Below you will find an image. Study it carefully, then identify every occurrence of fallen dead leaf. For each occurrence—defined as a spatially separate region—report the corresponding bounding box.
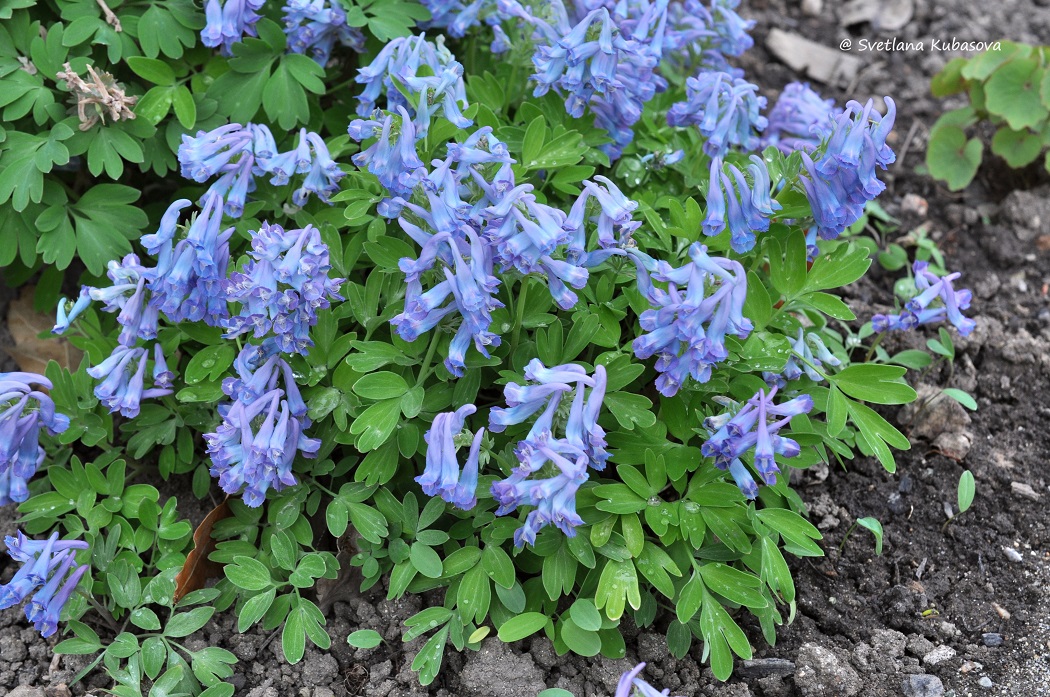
[173,497,233,604]
[5,286,83,375]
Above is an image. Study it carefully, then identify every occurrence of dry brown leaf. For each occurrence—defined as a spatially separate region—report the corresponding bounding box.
[173,497,233,604]
[6,287,82,374]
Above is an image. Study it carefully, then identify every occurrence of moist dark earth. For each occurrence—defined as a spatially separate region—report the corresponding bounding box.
[3,1,1050,696]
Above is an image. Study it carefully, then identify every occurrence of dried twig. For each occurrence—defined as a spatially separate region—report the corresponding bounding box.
[95,0,122,31]
[55,62,136,130]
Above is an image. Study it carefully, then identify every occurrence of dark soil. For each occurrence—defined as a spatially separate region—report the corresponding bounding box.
[4,1,1050,696]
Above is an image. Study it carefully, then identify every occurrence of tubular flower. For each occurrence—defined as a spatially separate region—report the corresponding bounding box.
[660,0,753,72]
[417,404,485,510]
[51,287,92,335]
[88,346,173,419]
[223,222,345,355]
[764,328,842,387]
[349,107,425,196]
[872,261,975,336]
[631,243,753,396]
[615,662,685,697]
[283,0,365,65]
[488,361,609,547]
[0,374,70,505]
[800,97,896,240]
[762,82,836,153]
[0,531,90,637]
[88,254,159,346]
[702,155,782,254]
[390,229,504,377]
[206,341,320,507]
[565,175,641,263]
[201,0,265,54]
[667,71,767,156]
[701,387,813,498]
[419,0,502,38]
[353,34,471,135]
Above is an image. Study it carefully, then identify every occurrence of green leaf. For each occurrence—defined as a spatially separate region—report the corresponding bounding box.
[560,617,602,657]
[522,116,548,168]
[238,589,276,632]
[855,517,884,555]
[127,56,175,85]
[457,564,491,625]
[135,85,175,125]
[172,85,197,129]
[568,598,602,632]
[594,559,640,621]
[846,399,911,472]
[926,124,983,191]
[754,508,823,556]
[411,625,448,686]
[676,572,704,624]
[347,629,383,649]
[165,607,215,638]
[353,372,410,400]
[698,563,767,608]
[347,502,388,544]
[990,126,1043,167]
[957,471,976,514]
[942,387,977,411]
[410,541,444,579]
[496,612,549,642]
[603,392,656,430]
[225,556,273,591]
[482,545,516,589]
[282,603,307,664]
[985,58,1048,130]
[350,398,401,451]
[830,364,917,405]
[699,587,752,680]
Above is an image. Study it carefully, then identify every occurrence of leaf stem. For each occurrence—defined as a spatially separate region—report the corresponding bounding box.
[414,330,442,387]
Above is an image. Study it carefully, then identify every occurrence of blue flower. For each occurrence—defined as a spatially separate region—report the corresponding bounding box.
[223,222,345,355]
[667,71,767,156]
[632,244,753,396]
[762,82,836,153]
[88,346,173,418]
[662,0,752,71]
[615,662,685,697]
[764,328,841,385]
[51,286,92,335]
[488,361,609,546]
[179,123,255,183]
[0,531,89,637]
[872,261,975,336]
[701,388,812,498]
[349,107,425,197]
[417,404,485,510]
[702,156,782,253]
[0,374,70,506]
[206,344,320,507]
[88,254,159,346]
[201,0,265,55]
[284,0,365,65]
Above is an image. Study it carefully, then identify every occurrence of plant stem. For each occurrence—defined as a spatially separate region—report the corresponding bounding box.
[414,330,442,387]
[864,332,886,363]
[511,278,529,354]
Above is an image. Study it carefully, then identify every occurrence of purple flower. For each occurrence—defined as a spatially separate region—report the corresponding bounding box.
[349,107,425,197]
[51,286,92,335]
[0,374,70,506]
[417,405,485,510]
[88,254,159,347]
[201,0,265,55]
[223,222,345,355]
[762,82,836,153]
[0,531,89,637]
[662,0,752,70]
[206,342,320,507]
[88,346,173,418]
[284,0,365,65]
[489,361,609,546]
[872,261,975,336]
[702,156,782,253]
[615,662,684,697]
[701,387,812,498]
[667,71,767,156]
[179,123,255,184]
[631,244,753,396]
[764,328,841,386]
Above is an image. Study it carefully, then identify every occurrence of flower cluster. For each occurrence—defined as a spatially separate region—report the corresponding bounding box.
[667,71,767,156]
[702,155,782,253]
[416,404,485,510]
[762,82,836,154]
[284,0,365,64]
[0,373,70,505]
[872,261,975,336]
[800,97,897,240]
[764,329,841,387]
[420,0,503,39]
[616,663,683,697]
[202,0,265,55]
[500,0,669,157]
[223,222,345,355]
[702,388,812,498]
[631,244,753,396]
[179,123,345,213]
[206,340,321,506]
[0,532,89,637]
[353,34,471,136]
[488,360,609,547]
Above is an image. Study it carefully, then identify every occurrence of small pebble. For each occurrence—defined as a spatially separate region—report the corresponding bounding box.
[923,645,956,665]
[1004,547,1023,563]
[902,674,944,697]
[978,676,994,689]
[899,475,913,494]
[982,633,1003,647]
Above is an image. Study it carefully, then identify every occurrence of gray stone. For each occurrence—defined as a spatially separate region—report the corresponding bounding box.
[6,688,47,697]
[902,674,944,697]
[979,676,994,689]
[458,639,547,697]
[794,644,862,697]
[738,658,796,679]
[982,633,1004,647]
[922,645,956,665]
